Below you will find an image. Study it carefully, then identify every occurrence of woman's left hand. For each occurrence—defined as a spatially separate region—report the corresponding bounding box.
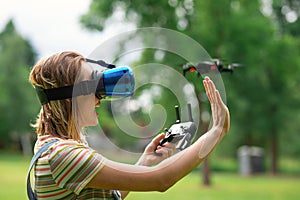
[137,133,177,166]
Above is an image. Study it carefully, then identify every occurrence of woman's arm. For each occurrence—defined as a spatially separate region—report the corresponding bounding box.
[119,133,178,198]
[87,76,230,193]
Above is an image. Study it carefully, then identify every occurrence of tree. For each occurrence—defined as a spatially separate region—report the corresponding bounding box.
[80,0,300,177]
[0,19,38,150]
[188,0,300,175]
[272,0,300,36]
[80,0,188,31]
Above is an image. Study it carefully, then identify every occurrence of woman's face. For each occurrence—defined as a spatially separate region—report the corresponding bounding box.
[75,62,100,128]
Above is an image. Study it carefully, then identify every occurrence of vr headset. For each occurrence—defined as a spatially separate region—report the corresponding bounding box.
[35,58,135,105]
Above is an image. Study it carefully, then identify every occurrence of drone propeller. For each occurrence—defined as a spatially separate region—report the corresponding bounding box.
[212,58,223,65]
[228,63,243,70]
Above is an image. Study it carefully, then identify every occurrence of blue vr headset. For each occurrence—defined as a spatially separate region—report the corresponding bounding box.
[35,58,135,105]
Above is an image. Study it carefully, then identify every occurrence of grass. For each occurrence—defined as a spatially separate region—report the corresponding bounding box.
[0,152,30,199]
[127,173,300,200]
[0,151,299,200]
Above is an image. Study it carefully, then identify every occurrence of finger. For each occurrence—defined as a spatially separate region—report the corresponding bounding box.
[210,79,218,95]
[210,79,220,105]
[203,79,209,99]
[147,133,165,151]
[215,89,224,106]
[203,77,212,102]
[207,79,216,103]
[215,90,230,130]
[156,145,162,150]
[164,142,177,148]
[152,133,166,145]
[155,147,173,158]
[207,77,217,104]
[155,148,169,159]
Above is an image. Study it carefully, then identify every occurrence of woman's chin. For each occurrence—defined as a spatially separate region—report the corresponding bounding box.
[79,118,99,128]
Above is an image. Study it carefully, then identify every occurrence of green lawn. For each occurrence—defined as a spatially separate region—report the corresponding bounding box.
[0,152,30,199]
[0,152,299,200]
[127,173,300,200]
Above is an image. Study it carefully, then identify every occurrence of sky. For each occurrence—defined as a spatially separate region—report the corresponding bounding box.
[0,0,134,60]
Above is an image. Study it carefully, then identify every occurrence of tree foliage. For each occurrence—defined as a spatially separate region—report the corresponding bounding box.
[0,19,38,148]
[80,0,300,171]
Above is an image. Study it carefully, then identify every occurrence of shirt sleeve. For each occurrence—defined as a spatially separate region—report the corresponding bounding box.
[48,141,105,195]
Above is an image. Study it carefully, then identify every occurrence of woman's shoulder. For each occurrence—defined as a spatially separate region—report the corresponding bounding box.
[34,135,89,154]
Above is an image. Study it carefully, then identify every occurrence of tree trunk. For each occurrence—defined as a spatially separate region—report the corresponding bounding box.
[202,158,210,185]
[20,133,33,156]
[270,130,278,175]
[198,94,211,186]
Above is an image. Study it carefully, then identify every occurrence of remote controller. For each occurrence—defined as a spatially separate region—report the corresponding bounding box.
[156,104,197,152]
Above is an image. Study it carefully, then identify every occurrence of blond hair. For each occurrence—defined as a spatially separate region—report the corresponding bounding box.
[29,51,85,141]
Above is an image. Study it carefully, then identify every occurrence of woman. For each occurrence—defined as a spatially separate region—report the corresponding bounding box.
[29,51,230,199]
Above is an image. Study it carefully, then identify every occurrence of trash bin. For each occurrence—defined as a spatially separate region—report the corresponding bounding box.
[238,145,264,175]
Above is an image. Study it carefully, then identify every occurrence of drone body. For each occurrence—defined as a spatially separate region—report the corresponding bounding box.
[183,59,242,76]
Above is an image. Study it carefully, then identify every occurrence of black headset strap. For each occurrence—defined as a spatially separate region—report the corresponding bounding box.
[85,58,116,69]
[36,78,104,105]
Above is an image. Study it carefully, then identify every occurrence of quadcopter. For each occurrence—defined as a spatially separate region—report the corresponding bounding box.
[183,58,242,76]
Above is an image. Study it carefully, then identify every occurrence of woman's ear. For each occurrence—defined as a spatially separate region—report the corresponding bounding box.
[64,99,72,109]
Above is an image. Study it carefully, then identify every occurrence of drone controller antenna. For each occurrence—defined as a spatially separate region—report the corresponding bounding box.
[187,103,193,122]
[175,105,181,124]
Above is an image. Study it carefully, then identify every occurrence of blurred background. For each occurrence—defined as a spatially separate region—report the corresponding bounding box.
[0,0,300,199]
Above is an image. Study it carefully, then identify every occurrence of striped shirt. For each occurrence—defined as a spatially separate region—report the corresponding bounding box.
[34,135,115,199]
